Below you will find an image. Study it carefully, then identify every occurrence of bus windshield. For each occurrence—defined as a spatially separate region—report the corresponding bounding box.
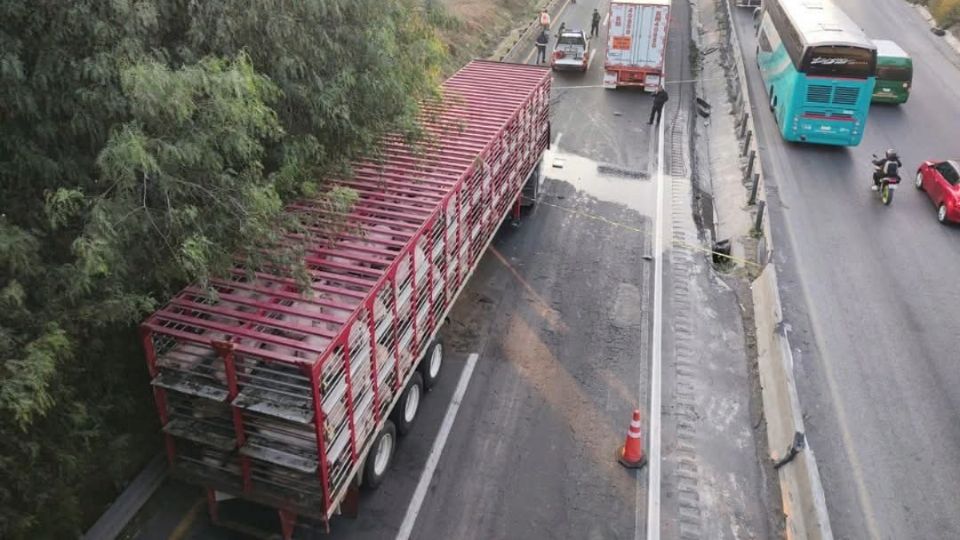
[801,46,876,78]
[876,64,912,81]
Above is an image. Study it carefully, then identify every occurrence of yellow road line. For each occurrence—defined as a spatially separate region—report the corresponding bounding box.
[167,499,204,540]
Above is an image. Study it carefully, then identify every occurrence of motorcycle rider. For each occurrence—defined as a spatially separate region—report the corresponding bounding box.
[872,148,902,190]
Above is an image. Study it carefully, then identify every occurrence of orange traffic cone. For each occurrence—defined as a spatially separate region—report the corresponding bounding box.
[618,409,647,469]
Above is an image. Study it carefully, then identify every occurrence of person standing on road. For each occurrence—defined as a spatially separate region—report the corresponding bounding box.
[540,9,551,31]
[648,85,669,125]
[591,9,602,38]
[555,21,567,39]
[535,30,549,64]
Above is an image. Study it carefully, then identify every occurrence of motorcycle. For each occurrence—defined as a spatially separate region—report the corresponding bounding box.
[871,154,901,206]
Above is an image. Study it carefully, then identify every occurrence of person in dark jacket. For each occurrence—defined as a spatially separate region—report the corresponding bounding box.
[648,85,669,125]
[555,21,566,39]
[591,9,602,38]
[871,148,902,190]
[535,31,549,64]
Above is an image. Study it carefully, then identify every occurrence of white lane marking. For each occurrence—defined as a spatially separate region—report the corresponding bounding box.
[642,79,667,540]
[554,131,563,148]
[396,353,479,540]
[526,45,537,64]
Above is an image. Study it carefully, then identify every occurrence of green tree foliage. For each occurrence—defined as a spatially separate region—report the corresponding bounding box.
[0,0,444,537]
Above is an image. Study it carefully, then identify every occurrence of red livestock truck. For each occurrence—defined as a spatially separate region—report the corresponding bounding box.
[140,60,551,538]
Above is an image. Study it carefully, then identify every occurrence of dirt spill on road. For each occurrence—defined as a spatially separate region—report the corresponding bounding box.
[500,313,636,501]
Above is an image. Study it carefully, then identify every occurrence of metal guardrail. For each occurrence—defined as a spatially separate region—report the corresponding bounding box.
[498,0,566,62]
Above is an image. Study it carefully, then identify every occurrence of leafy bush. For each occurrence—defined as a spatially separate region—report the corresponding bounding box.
[0,1,444,537]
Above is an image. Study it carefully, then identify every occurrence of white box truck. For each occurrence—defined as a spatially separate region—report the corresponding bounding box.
[603,0,671,91]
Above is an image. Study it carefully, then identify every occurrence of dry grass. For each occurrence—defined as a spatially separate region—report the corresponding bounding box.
[916,0,960,27]
[933,0,960,26]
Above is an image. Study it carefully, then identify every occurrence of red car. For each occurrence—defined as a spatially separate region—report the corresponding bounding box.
[915,160,960,223]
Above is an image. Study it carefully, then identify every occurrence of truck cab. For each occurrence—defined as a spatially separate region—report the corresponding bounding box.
[552,30,590,72]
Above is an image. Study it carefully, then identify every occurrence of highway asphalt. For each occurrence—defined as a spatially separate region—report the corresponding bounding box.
[732,1,960,538]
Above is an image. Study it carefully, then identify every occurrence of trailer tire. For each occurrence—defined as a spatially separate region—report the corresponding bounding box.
[418,339,444,391]
[392,372,423,436]
[363,420,397,490]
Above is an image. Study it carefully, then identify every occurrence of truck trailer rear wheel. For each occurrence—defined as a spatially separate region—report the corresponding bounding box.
[419,339,444,390]
[363,420,397,490]
[392,372,423,435]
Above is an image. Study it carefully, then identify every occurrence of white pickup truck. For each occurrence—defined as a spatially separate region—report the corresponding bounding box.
[551,30,591,72]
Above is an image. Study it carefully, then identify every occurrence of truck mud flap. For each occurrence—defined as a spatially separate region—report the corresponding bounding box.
[603,70,618,89]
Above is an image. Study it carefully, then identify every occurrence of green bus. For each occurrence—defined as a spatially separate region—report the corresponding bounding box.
[871,39,912,104]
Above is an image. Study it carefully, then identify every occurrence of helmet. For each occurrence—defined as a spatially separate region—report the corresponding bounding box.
[885,148,898,159]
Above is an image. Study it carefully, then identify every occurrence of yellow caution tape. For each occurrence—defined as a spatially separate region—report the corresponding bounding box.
[537,200,761,268]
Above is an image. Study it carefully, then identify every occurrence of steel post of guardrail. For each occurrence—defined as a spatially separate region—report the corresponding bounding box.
[741,129,752,156]
[748,172,761,206]
[753,200,766,235]
[746,149,756,180]
[738,112,749,138]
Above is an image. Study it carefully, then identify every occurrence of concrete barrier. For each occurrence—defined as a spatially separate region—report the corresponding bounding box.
[753,261,832,540]
[752,265,802,454]
[720,1,835,538]
[83,454,167,540]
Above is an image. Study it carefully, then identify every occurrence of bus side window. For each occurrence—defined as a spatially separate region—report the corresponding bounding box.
[758,29,773,53]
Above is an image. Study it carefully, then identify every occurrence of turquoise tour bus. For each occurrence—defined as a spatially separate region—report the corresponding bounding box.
[754,0,877,146]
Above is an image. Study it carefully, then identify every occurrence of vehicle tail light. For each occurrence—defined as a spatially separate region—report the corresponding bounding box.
[554,50,566,59]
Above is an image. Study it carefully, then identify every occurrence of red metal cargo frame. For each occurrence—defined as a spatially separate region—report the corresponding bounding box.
[140,60,551,531]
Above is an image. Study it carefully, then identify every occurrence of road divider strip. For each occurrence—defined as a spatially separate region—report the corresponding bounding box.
[721,1,833,538]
